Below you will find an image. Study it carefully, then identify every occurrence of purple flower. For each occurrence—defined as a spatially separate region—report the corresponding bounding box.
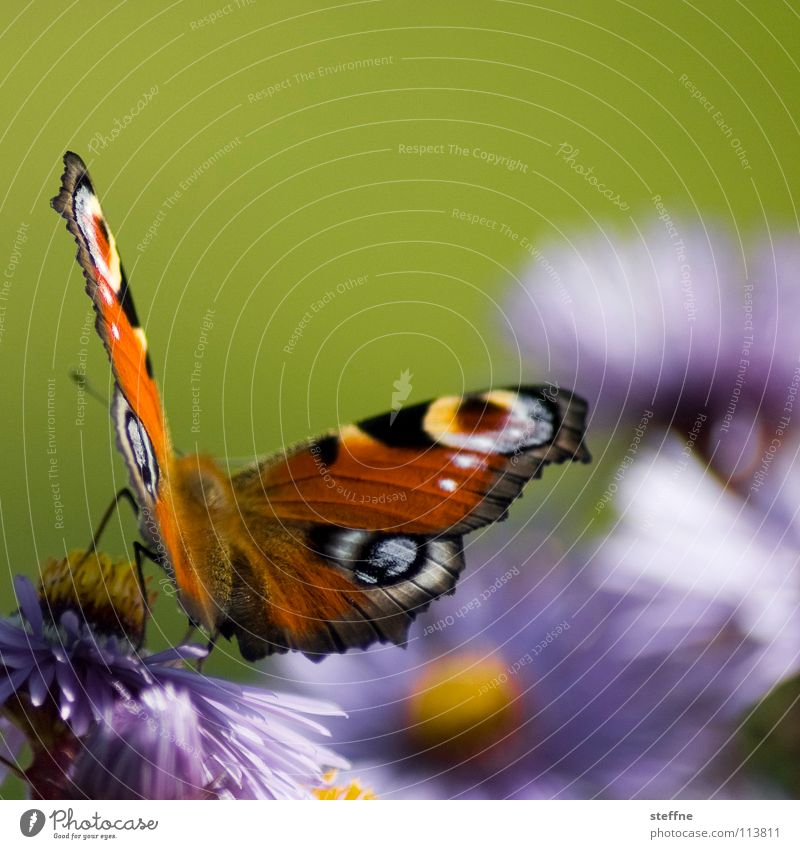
[746,236,800,412]
[505,221,800,669]
[277,543,773,799]
[1,575,347,799]
[68,681,348,799]
[1,575,166,738]
[506,221,749,427]
[69,685,209,800]
[505,224,800,490]
[596,437,800,689]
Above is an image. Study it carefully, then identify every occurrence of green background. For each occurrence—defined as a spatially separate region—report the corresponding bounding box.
[1,0,798,796]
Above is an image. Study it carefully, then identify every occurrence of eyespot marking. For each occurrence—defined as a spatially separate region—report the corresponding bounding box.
[113,390,160,504]
[314,528,425,587]
[125,410,159,500]
[354,536,420,585]
[424,391,557,454]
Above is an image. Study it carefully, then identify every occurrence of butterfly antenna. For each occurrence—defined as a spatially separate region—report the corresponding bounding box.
[70,368,108,407]
[71,368,187,456]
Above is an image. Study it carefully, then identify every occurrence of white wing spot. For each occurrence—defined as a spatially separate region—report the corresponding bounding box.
[452,453,482,469]
[127,416,146,468]
[372,537,418,579]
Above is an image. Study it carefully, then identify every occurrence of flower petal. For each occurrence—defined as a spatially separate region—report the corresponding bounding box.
[13,576,42,636]
[0,666,31,704]
[27,661,55,707]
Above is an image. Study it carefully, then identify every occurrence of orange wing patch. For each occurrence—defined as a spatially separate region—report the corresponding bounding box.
[233,387,589,535]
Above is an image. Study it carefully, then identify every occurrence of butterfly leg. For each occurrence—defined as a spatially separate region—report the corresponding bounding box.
[132,540,162,650]
[80,488,157,649]
[194,631,219,673]
[181,622,199,644]
[81,487,138,558]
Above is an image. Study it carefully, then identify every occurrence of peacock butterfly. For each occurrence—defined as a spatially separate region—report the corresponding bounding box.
[52,151,591,661]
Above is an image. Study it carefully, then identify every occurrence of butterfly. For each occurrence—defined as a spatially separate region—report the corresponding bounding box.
[52,151,591,661]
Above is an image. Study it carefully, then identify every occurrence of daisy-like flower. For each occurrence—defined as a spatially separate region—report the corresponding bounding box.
[0,552,347,799]
[279,542,776,799]
[68,681,348,800]
[69,685,209,800]
[38,550,154,645]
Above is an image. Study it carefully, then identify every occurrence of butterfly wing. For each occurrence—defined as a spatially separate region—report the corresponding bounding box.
[52,153,224,630]
[223,386,589,660]
[52,152,171,525]
[234,386,589,533]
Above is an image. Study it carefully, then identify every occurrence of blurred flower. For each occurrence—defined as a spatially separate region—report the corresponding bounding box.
[509,223,800,688]
[279,543,773,799]
[594,434,800,794]
[507,223,800,489]
[1,573,182,741]
[64,665,348,800]
[1,562,347,799]
[599,436,800,674]
[507,221,747,426]
[746,236,800,413]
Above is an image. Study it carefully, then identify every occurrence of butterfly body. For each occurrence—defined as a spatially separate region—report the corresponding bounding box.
[156,454,237,634]
[52,152,591,661]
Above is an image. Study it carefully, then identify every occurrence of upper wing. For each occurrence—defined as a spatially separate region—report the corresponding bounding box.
[52,152,171,509]
[232,386,590,535]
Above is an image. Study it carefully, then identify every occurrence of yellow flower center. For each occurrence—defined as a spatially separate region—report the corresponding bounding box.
[38,550,154,643]
[407,652,520,759]
[314,771,377,800]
